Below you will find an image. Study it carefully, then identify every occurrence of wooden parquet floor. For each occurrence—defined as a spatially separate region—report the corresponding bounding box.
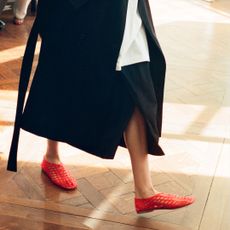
[1,0,230,229]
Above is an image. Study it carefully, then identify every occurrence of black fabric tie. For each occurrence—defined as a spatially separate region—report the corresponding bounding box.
[7,18,39,172]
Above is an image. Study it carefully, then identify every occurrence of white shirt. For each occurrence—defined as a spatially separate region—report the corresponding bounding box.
[116,0,150,71]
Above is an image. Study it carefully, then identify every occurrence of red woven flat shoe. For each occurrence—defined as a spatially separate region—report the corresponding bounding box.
[135,192,195,214]
[41,158,77,190]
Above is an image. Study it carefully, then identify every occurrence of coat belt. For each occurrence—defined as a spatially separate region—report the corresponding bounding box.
[7,18,39,172]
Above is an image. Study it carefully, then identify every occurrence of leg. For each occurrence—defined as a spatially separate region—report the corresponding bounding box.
[13,0,31,24]
[45,139,61,164]
[41,139,77,190]
[124,107,157,199]
[124,107,195,213]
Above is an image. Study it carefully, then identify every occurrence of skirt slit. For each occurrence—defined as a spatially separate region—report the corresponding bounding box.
[121,62,163,155]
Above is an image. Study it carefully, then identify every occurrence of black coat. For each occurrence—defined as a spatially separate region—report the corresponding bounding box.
[7,0,166,172]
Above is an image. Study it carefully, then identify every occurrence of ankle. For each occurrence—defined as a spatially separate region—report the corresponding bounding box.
[135,187,158,199]
[44,152,61,164]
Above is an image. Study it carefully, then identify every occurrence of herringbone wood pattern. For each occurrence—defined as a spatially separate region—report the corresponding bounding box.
[1,0,230,229]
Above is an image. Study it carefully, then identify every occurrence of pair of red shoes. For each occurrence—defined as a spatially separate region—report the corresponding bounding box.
[41,158,194,213]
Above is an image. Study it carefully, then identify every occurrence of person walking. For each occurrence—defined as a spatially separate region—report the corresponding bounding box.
[7,0,194,213]
[13,0,31,25]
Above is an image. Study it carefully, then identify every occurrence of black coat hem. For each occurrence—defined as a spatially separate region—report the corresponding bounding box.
[20,123,165,159]
[20,125,117,160]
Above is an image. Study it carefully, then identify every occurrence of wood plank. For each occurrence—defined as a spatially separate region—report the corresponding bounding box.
[0,204,91,230]
[200,140,230,230]
[85,171,123,191]
[61,195,89,207]
[0,214,83,230]
[13,170,45,200]
[181,141,223,230]
[0,195,191,230]
[77,178,119,214]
